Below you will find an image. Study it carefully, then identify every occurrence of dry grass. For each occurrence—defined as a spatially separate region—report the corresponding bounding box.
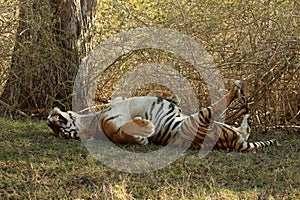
[0,117,299,199]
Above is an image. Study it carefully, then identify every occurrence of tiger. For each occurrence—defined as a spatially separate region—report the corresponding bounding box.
[146,90,178,105]
[47,80,276,151]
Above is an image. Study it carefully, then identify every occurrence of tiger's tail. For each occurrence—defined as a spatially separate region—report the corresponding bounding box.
[237,139,277,151]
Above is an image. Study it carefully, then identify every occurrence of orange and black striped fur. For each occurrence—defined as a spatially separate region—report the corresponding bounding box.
[47,80,276,151]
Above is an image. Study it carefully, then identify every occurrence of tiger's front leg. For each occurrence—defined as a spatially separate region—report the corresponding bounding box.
[211,80,244,119]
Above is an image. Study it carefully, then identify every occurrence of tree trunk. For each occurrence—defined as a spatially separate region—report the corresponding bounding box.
[0,0,97,115]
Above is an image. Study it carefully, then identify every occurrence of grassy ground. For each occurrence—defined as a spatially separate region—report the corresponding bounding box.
[0,117,299,200]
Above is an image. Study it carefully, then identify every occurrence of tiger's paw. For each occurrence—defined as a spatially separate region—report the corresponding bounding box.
[234,80,241,88]
[233,80,242,94]
[121,117,155,137]
[233,80,246,99]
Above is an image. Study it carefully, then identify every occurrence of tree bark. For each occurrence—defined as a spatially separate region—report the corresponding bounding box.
[0,0,97,115]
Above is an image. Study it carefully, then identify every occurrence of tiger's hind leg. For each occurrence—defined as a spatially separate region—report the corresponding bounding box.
[235,114,251,141]
[101,116,154,145]
[172,80,245,149]
[187,80,244,126]
[211,80,245,119]
[233,114,276,151]
[121,117,155,137]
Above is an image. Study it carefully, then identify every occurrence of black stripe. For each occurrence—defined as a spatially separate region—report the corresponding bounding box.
[190,116,203,130]
[188,116,196,126]
[154,103,164,119]
[164,113,176,124]
[106,106,112,112]
[149,102,156,121]
[253,142,257,148]
[156,104,176,128]
[163,130,175,144]
[169,102,175,110]
[69,113,77,127]
[247,142,251,150]
[198,111,205,123]
[184,119,196,134]
[152,113,176,144]
[166,104,175,115]
[201,134,215,148]
[207,107,212,122]
[58,114,68,125]
[222,129,228,148]
[237,142,244,151]
[104,115,120,123]
[180,123,192,136]
[197,125,208,134]
[156,97,164,104]
[155,106,176,127]
[169,131,180,147]
[160,130,171,143]
[198,110,211,125]
[158,122,174,145]
[230,131,238,149]
[150,130,160,144]
[170,120,183,131]
[154,120,182,145]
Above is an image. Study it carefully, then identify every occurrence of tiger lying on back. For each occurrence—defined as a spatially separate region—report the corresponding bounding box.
[47,80,276,151]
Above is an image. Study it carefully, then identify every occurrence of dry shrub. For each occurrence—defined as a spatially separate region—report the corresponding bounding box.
[0,0,299,129]
[94,0,299,129]
[0,0,19,94]
[0,0,96,117]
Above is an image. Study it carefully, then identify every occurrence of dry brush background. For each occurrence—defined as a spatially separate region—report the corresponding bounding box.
[0,0,299,132]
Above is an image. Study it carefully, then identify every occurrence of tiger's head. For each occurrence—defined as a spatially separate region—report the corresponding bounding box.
[47,108,80,139]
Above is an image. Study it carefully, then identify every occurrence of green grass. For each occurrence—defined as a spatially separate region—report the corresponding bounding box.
[0,117,299,199]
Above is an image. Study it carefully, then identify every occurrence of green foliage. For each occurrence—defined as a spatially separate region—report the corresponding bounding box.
[0,118,299,199]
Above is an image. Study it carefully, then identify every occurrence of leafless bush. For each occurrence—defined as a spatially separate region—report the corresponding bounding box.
[0,0,299,130]
[0,0,19,94]
[0,0,96,117]
[94,0,299,130]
